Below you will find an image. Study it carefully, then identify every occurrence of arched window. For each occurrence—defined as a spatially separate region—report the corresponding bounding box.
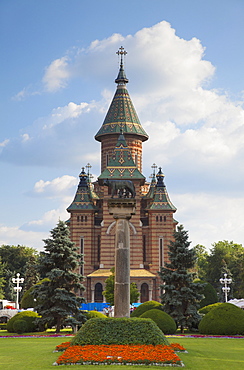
[94,283,103,302]
[140,283,149,303]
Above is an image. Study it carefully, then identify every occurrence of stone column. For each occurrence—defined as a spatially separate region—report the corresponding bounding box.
[108,199,136,318]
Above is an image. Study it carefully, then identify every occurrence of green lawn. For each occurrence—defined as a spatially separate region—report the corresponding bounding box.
[0,335,244,369]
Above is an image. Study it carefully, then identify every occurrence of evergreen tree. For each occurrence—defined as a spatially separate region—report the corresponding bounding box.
[103,267,139,305]
[159,225,204,332]
[32,220,85,333]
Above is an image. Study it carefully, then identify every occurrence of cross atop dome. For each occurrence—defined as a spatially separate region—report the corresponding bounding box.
[116,46,127,65]
[115,46,129,85]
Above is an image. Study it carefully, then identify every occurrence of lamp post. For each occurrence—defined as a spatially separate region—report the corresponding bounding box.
[12,273,24,309]
[219,273,232,302]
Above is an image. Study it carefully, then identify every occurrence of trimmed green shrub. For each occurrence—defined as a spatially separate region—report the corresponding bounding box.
[199,303,244,335]
[140,309,176,334]
[21,278,49,309]
[199,282,218,308]
[130,300,163,317]
[84,310,107,319]
[6,311,39,333]
[13,320,27,334]
[71,318,169,346]
[199,302,223,315]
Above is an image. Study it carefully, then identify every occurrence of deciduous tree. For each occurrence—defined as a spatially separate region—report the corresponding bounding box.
[103,268,139,305]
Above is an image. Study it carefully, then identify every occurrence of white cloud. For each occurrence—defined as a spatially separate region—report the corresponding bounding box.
[42,56,71,92]
[21,133,31,142]
[33,175,77,197]
[0,139,9,147]
[173,192,244,250]
[0,224,48,251]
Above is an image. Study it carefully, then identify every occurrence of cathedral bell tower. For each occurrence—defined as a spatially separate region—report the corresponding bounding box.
[95,47,148,173]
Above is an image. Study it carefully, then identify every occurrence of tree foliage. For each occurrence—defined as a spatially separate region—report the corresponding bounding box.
[32,220,86,333]
[194,240,244,299]
[0,244,38,300]
[103,267,140,305]
[0,257,5,299]
[159,225,204,332]
[22,255,40,293]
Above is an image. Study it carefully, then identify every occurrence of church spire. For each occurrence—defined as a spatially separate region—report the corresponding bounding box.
[95,47,148,142]
[146,168,177,211]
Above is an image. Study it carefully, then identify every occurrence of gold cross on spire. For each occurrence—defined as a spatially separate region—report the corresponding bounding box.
[116,46,127,64]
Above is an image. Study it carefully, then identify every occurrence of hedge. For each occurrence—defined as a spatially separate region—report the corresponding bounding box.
[131,300,163,317]
[6,311,40,333]
[140,309,176,334]
[71,317,169,346]
[84,310,107,319]
[199,303,244,335]
[199,302,223,315]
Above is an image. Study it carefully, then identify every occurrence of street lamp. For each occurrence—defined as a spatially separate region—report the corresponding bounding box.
[12,273,24,309]
[219,273,232,303]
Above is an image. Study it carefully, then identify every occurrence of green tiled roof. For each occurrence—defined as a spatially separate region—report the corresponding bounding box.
[144,173,157,199]
[95,62,148,142]
[147,168,177,211]
[67,168,98,211]
[98,131,145,183]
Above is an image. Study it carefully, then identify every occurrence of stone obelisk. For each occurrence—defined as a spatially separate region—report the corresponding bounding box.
[108,198,136,317]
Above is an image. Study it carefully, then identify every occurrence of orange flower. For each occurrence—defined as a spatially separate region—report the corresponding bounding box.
[170,343,186,352]
[55,344,183,365]
[55,341,71,352]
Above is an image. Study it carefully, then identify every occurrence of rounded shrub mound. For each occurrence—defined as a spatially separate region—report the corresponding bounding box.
[84,310,107,319]
[7,311,39,333]
[140,309,176,334]
[71,318,169,346]
[131,300,163,317]
[199,303,244,335]
[199,302,223,315]
[13,320,27,334]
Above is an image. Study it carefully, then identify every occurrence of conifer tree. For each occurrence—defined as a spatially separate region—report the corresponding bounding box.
[159,225,204,332]
[32,220,85,333]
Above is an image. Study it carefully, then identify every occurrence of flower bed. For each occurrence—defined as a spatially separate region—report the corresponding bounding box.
[54,344,185,366]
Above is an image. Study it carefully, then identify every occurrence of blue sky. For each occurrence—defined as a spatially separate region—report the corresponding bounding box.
[1,0,244,251]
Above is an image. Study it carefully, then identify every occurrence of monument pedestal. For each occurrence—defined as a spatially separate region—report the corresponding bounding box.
[108,199,136,318]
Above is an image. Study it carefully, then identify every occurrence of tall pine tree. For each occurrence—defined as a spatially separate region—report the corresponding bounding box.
[159,225,204,332]
[33,220,85,333]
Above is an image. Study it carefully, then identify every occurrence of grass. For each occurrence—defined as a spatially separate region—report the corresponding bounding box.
[0,333,244,369]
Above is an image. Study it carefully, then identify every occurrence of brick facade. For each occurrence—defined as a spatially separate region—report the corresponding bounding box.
[67,51,177,303]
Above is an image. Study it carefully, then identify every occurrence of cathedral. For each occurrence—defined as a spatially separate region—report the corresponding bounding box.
[67,47,177,303]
